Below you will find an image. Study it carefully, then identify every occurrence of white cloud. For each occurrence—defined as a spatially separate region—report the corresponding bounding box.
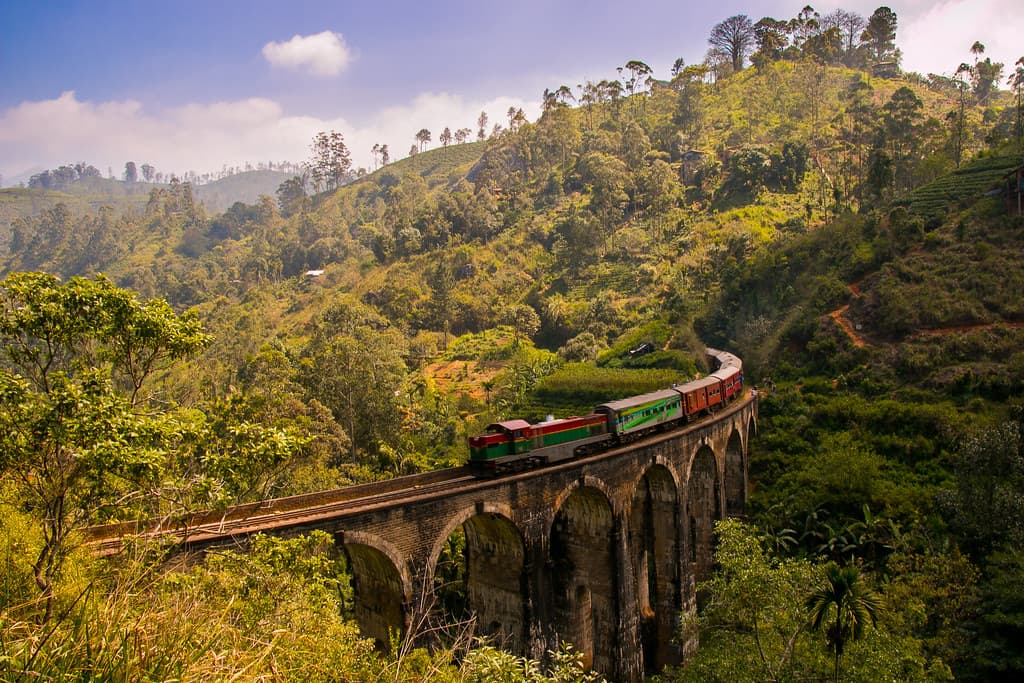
[0,90,539,184]
[812,0,1023,77]
[262,31,352,77]
[0,91,320,181]
[898,0,1023,78]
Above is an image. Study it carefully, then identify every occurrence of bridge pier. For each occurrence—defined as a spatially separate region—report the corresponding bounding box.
[613,524,644,682]
[130,396,756,683]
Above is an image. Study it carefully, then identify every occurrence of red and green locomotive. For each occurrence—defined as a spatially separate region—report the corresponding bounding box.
[468,347,743,474]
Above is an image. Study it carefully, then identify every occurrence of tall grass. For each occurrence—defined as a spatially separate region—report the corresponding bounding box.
[0,511,610,683]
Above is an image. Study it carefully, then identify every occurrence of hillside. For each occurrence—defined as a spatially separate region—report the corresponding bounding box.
[700,151,1024,388]
[5,58,1018,401]
[3,34,1024,678]
[0,184,152,247]
[193,169,292,213]
[0,170,292,248]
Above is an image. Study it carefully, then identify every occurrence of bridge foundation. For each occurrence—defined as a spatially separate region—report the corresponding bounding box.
[98,396,755,682]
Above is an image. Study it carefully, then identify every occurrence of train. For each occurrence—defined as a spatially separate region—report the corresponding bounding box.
[468,348,743,475]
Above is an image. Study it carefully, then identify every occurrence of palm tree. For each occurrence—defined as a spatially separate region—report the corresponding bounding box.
[806,563,882,682]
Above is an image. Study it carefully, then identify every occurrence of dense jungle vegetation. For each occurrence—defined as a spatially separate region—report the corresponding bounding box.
[3,4,1024,680]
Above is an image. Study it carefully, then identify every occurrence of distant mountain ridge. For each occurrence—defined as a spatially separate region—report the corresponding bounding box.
[193,170,292,213]
[0,169,293,237]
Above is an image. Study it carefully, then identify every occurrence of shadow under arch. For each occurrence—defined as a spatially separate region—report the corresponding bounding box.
[427,503,528,651]
[629,463,681,673]
[685,444,720,584]
[548,484,618,677]
[339,531,410,651]
[724,428,746,516]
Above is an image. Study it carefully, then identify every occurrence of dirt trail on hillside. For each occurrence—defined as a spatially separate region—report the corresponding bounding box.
[827,279,1024,346]
[828,283,869,348]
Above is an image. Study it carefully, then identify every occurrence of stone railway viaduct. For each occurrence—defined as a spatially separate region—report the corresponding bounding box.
[90,395,756,683]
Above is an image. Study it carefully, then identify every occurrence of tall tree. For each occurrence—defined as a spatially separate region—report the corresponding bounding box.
[309,130,352,192]
[752,17,790,66]
[708,14,755,72]
[140,163,155,182]
[966,40,1002,105]
[823,8,866,59]
[477,111,489,141]
[673,65,708,142]
[806,564,883,683]
[861,6,898,65]
[276,174,308,217]
[881,86,923,192]
[415,128,432,152]
[0,272,211,619]
[682,520,818,681]
[789,4,820,49]
[299,301,407,462]
[507,107,526,132]
[1010,57,1024,145]
[942,420,1024,558]
[123,161,138,183]
[380,143,390,165]
[622,59,653,96]
[950,63,972,168]
[973,58,1004,105]
[428,258,455,344]
[503,304,541,348]
[970,40,986,65]
[439,127,453,147]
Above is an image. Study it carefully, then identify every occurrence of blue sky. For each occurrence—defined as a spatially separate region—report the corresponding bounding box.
[1,0,1021,184]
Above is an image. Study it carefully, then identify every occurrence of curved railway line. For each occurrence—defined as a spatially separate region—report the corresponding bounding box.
[85,394,754,557]
[86,468,477,555]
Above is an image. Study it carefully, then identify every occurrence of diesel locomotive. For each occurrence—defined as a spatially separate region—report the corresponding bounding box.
[468,348,743,474]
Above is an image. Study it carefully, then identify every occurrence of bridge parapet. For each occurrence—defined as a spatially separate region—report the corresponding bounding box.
[88,395,756,682]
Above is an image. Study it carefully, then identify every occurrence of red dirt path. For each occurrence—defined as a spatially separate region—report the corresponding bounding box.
[826,280,1024,346]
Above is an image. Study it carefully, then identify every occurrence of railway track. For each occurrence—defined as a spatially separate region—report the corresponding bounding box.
[87,394,755,556]
[87,468,479,556]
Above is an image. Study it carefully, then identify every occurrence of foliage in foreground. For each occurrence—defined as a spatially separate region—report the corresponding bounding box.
[657,519,951,683]
[0,523,605,683]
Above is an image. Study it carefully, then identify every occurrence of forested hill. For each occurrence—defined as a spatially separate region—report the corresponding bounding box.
[6,51,1018,366]
[0,169,291,243]
[192,169,293,213]
[3,5,1024,679]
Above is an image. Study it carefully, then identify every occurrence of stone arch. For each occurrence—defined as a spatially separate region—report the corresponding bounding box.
[629,464,681,673]
[685,444,720,583]
[426,503,527,651]
[724,429,746,516]
[548,485,618,676]
[340,531,411,650]
[548,475,617,528]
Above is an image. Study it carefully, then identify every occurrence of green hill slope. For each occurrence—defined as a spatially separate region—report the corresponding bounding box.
[194,170,292,213]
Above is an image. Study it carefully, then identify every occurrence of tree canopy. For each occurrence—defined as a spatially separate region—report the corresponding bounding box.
[709,14,755,72]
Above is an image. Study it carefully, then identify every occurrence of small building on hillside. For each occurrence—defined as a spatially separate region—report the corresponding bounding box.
[679,150,708,183]
[871,61,900,78]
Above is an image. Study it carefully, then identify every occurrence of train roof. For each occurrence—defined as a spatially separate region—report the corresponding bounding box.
[685,376,721,391]
[595,388,682,412]
[706,347,742,370]
[710,365,742,380]
[486,419,531,433]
